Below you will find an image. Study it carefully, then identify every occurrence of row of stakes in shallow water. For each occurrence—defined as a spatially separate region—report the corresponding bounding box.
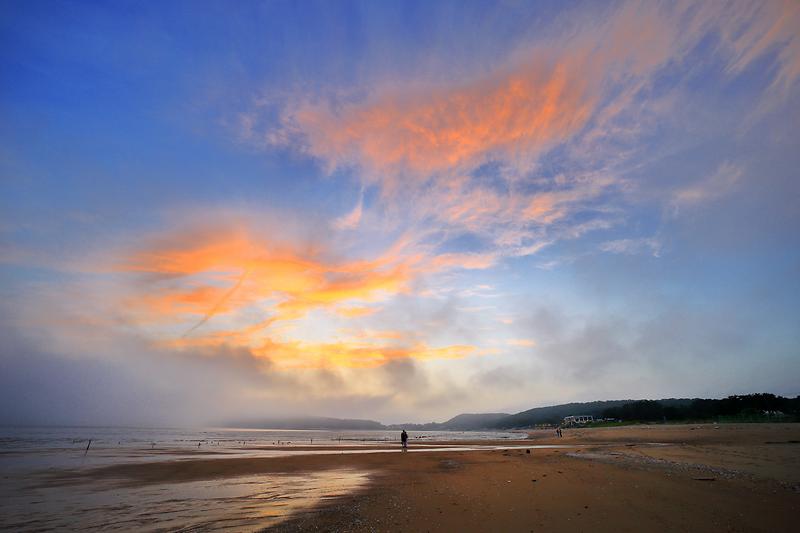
[74,437,320,454]
[75,434,412,455]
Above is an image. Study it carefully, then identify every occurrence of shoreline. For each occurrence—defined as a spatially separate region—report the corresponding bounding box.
[5,424,799,531]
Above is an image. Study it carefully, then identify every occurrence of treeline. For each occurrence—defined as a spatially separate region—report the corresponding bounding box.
[488,400,634,428]
[601,394,800,422]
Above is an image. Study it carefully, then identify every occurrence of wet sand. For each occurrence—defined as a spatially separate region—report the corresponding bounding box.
[23,424,800,531]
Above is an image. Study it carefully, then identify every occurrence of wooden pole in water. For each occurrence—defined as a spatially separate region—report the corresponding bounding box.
[84,439,92,456]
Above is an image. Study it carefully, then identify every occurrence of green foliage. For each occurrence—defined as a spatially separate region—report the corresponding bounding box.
[392,393,799,431]
[600,393,800,422]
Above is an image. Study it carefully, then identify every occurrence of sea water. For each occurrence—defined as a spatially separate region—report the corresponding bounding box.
[0,426,522,469]
[0,426,523,531]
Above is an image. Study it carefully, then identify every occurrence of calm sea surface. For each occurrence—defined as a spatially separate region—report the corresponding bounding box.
[0,425,523,469]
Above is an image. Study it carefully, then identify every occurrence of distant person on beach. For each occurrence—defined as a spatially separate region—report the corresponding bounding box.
[401,429,408,451]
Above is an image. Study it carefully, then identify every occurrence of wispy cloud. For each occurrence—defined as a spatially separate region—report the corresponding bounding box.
[243,0,798,266]
[600,237,662,257]
[333,187,364,230]
[117,224,414,328]
[169,335,478,370]
[335,305,379,318]
[715,0,800,99]
[279,58,595,185]
[96,214,508,369]
[91,1,796,375]
[507,338,536,348]
[671,161,744,212]
[3,0,798,424]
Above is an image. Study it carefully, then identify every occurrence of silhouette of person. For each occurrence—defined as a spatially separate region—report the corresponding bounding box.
[401,429,408,451]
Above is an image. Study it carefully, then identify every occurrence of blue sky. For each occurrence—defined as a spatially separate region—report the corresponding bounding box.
[1,0,798,425]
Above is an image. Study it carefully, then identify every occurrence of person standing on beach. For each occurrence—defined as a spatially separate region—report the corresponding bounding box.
[401,429,408,451]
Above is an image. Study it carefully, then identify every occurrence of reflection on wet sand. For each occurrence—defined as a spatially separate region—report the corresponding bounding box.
[0,427,608,532]
[0,468,371,532]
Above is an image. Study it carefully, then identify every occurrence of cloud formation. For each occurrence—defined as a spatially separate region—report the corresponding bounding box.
[96,214,502,372]
[2,0,798,425]
[280,58,594,186]
[118,224,410,325]
[248,0,800,264]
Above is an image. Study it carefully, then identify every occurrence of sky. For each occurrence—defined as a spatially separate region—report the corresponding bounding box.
[1,0,799,426]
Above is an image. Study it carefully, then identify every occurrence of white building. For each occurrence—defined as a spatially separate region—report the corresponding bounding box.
[562,415,594,427]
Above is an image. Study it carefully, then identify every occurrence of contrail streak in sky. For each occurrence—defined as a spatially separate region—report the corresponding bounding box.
[182,268,251,337]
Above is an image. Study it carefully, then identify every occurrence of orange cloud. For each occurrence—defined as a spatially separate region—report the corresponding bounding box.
[287,58,595,187]
[114,221,500,370]
[335,305,380,318]
[429,252,497,271]
[255,0,800,265]
[333,188,364,230]
[165,334,476,370]
[507,338,536,347]
[265,21,647,258]
[717,0,800,96]
[266,0,799,189]
[524,193,563,224]
[130,284,240,320]
[118,226,415,332]
[269,2,699,194]
[253,339,477,369]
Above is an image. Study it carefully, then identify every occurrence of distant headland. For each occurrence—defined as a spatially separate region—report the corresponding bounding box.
[227,393,799,431]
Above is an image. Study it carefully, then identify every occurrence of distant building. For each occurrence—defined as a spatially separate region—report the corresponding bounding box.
[563,415,594,427]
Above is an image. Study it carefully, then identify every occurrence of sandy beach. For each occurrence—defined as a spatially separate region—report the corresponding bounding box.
[26,423,797,532]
